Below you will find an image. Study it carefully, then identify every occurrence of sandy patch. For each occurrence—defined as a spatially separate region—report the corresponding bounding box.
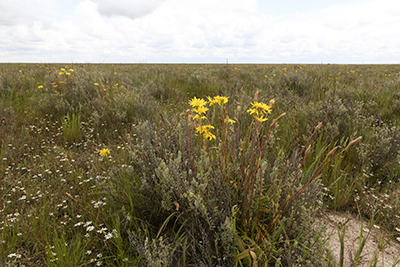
[315,211,400,266]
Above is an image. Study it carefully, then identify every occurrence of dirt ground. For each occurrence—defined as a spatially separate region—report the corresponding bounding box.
[315,211,400,266]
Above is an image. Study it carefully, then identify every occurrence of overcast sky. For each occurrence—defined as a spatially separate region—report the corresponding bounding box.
[0,0,399,64]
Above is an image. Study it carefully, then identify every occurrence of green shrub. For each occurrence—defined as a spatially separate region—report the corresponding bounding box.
[110,93,361,266]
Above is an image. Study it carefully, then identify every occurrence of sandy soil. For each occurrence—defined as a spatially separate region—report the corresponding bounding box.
[315,211,400,267]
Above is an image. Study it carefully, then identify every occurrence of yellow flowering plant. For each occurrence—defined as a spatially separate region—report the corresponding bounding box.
[185,92,362,265]
[99,148,110,157]
[189,96,207,107]
[208,96,229,106]
[193,106,209,115]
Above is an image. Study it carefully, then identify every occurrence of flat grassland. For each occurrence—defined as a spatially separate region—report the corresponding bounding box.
[1,63,400,266]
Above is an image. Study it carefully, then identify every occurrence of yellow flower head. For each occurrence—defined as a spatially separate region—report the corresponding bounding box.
[195,126,203,134]
[193,106,209,114]
[247,101,273,122]
[193,114,207,121]
[207,96,220,106]
[208,96,229,105]
[203,131,216,141]
[269,99,275,105]
[225,118,236,125]
[250,102,272,114]
[38,85,44,89]
[247,108,258,116]
[189,97,207,107]
[255,116,268,123]
[196,125,214,134]
[214,96,229,104]
[99,148,110,157]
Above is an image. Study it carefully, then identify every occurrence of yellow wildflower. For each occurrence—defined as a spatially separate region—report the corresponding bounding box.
[193,106,209,114]
[208,96,229,105]
[225,118,236,124]
[250,102,272,114]
[193,114,207,121]
[247,101,273,122]
[269,99,275,105]
[214,96,229,104]
[255,116,268,123]
[94,83,99,86]
[203,132,216,141]
[99,148,110,157]
[207,96,220,105]
[189,97,206,107]
[38,85,44,89]
[196,126,203,134]
[247,108,258,116]
[196,125,214,134]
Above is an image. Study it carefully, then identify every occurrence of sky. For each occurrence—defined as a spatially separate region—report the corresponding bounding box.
[0,0,399,64]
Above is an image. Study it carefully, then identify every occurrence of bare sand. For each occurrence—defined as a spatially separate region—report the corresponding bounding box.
[315,211,400,266]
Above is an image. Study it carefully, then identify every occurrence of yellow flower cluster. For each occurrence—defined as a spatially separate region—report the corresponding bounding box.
[58,66,74,76]
[207,96,229,106]
[189,95,274,139]
[225,118,236,125]
[196,125,216,140]
[247,100,274,123]
[99,148,110,157]
[193,106,209,115]
[188,96,207,107]
[189,96,230,141]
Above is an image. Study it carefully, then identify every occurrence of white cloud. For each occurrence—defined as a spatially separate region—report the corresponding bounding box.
[0,0,399,63]
[92,0,168,19]
[0,0,58,26]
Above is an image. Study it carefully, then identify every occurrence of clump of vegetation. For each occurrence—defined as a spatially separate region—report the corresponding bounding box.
[1,63,400,266]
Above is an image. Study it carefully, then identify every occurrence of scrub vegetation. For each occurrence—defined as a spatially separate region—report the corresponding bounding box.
[1,63,400,266]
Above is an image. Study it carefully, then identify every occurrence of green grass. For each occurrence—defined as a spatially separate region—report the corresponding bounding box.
[1,63,400,266]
